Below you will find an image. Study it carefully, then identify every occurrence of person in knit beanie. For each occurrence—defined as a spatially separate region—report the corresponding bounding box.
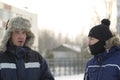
[0,16,54,80]
[88,19,113,55]
[84,18,120,80]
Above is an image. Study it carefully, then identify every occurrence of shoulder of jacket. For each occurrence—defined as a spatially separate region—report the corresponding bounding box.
[0,51,5,56]
[29,49,41,56]
[27,49,43,61]
[0,51,7,62]
[86,56,96,65]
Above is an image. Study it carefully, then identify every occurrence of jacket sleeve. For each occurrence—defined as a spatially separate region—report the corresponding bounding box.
[84,71,89,80]
[118,68,120,80]
[84,64,89,80]
[39,57,54,80]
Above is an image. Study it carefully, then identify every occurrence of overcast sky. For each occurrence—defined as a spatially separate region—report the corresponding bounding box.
[1,0,96,39]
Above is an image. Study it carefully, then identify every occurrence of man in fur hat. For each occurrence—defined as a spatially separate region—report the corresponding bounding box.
[84,19,120,80]
[0,16,54,80]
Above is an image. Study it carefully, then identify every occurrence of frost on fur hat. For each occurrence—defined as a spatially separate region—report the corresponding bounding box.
[0,16,35,52]
[88,19,113,41]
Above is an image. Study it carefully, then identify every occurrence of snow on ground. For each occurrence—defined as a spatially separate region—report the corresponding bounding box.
[55,73,84,80]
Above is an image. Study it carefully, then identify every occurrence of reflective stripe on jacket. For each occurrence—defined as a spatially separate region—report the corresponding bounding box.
[84,46,120,80]
[0,47,54,80]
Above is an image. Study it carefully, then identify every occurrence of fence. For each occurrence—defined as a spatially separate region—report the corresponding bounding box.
[46,58,88,76]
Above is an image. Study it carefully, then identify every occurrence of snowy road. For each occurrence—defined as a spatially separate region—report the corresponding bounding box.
[55,74,84,80]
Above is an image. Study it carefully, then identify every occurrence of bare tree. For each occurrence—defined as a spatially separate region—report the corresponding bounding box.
[90,0,116,27]
[38,29,56,52]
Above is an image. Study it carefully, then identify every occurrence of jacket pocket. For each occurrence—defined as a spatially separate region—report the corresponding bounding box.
[88,67,98,80]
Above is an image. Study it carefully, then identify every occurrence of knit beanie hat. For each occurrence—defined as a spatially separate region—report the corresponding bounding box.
[0,16,35,52]
[88,19,113,41]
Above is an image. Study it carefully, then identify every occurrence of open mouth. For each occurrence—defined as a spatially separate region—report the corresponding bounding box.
[18,41,23,43]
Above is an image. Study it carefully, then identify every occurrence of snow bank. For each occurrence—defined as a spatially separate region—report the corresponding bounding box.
[55,74,84,80]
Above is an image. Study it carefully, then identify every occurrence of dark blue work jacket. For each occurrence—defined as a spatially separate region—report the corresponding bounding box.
[84,46,120,80]
[0,46,54,80]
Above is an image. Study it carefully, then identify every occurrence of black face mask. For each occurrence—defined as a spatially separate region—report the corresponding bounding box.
[89,41,105,55]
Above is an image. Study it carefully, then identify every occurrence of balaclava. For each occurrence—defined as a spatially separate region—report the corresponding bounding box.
[88,19,113,55]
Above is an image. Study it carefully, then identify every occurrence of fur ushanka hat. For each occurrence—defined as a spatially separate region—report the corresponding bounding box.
[0,16,35,52]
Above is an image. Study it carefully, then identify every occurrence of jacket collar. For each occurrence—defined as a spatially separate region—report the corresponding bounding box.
[6,43,29,59]
[94,45,120,62]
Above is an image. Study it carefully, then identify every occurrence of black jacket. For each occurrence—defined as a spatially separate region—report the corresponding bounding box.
[0,46,54,80]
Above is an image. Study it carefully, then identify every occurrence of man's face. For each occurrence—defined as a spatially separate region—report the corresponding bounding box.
[88,37,99,46]
[11,30,27,46]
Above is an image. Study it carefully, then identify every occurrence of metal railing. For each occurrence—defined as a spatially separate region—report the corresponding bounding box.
[46,58,88,76]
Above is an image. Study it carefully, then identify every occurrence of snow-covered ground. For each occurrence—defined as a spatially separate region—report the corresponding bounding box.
[55,73,84,80]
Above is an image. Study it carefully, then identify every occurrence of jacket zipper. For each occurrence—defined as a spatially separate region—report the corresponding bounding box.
[97,57,102,80]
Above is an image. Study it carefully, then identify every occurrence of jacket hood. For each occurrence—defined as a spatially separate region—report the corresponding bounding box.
[105,33,120,51]
[0,16,35,52]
